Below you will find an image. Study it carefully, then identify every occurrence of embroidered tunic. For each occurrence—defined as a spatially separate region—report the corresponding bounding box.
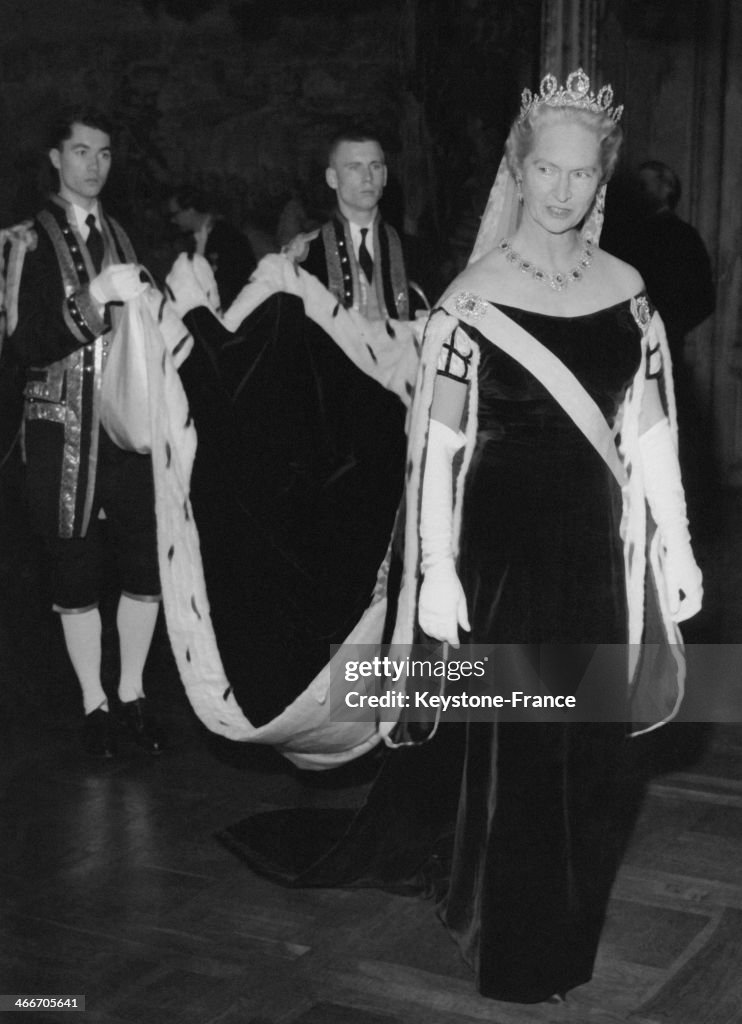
[11,197,136,538]
[289,213,410,321]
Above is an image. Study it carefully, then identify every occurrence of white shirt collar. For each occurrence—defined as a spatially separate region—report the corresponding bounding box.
[69,201,101,237]
[347,215,376,259]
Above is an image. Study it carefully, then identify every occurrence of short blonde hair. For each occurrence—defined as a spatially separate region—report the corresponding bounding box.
[505,104,623,184]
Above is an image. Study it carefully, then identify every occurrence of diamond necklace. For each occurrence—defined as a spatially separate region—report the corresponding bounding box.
[497,237,594,291]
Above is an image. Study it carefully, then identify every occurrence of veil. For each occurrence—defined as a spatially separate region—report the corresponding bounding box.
[467,67,618,265]
[467,157,607,266]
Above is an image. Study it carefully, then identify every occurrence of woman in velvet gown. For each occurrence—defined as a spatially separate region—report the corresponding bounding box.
[430,303,638,1001]
[224,299,643,1003]
[221,71,703,1004]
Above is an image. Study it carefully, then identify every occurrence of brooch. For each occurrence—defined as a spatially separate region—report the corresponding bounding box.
[632,295,651,327]
[454,291,487,321]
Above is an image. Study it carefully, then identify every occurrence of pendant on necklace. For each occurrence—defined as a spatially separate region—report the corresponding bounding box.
[498,238,594,291]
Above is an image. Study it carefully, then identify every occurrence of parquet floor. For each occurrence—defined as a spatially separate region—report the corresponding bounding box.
[2,453,742,1023]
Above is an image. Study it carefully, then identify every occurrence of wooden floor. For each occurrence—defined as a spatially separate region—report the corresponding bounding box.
[2,462,742,1023]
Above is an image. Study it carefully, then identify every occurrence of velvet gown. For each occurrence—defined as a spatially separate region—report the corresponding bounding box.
[219,298,644,1003]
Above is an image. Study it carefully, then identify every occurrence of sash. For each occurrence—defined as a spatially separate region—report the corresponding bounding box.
[442,292,627,486]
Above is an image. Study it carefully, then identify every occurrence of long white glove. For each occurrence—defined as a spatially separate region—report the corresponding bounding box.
[639,418,703,622]
[418,418,470,646]
[89,264,147,305]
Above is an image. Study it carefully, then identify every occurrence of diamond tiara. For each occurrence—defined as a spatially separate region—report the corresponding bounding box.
[519,68,623,124]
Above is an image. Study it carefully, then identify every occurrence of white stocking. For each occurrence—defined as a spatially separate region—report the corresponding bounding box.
[60,608,106,714]
[117,595,159,703]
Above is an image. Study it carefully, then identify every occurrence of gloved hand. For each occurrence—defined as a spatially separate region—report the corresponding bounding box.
[165,253,221,319]
[418,417,470,646]
[639,417,703,622]
[89,264,147,305]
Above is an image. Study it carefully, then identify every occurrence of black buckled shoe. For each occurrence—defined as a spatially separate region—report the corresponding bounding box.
[83,707,118,759]
[118,697,167,754]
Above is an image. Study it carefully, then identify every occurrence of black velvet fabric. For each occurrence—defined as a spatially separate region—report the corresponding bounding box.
[218,300,645,1003]
[219,723,466,895]
[180,297,406,725]
[440,301,641,1000]
[459,300,640,647]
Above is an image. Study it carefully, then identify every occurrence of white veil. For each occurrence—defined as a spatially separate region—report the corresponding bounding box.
[467,140,608,267]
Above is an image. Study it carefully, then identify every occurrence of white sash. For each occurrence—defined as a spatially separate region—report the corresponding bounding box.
[442,292,627,487]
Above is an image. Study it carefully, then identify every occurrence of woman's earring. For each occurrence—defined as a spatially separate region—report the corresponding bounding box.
[516,179,524,205]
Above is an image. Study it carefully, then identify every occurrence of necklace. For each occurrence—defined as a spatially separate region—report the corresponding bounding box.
[497,237,594,291]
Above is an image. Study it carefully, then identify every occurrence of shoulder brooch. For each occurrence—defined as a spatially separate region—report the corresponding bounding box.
[454,291,487,321]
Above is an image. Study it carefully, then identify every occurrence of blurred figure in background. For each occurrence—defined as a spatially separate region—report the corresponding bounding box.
[633,161,714,362]
[167,186,256,311]
[603,160,714,362]
[274,186,317,250]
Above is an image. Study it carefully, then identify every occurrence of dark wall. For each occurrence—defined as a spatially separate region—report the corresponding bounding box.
[0,0,540,276]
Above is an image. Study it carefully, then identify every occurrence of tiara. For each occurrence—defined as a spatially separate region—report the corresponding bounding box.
[519,68,623,123]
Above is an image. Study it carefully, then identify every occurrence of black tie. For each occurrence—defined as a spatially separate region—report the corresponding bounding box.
[85,213,104,273]
[359,227,374,283]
